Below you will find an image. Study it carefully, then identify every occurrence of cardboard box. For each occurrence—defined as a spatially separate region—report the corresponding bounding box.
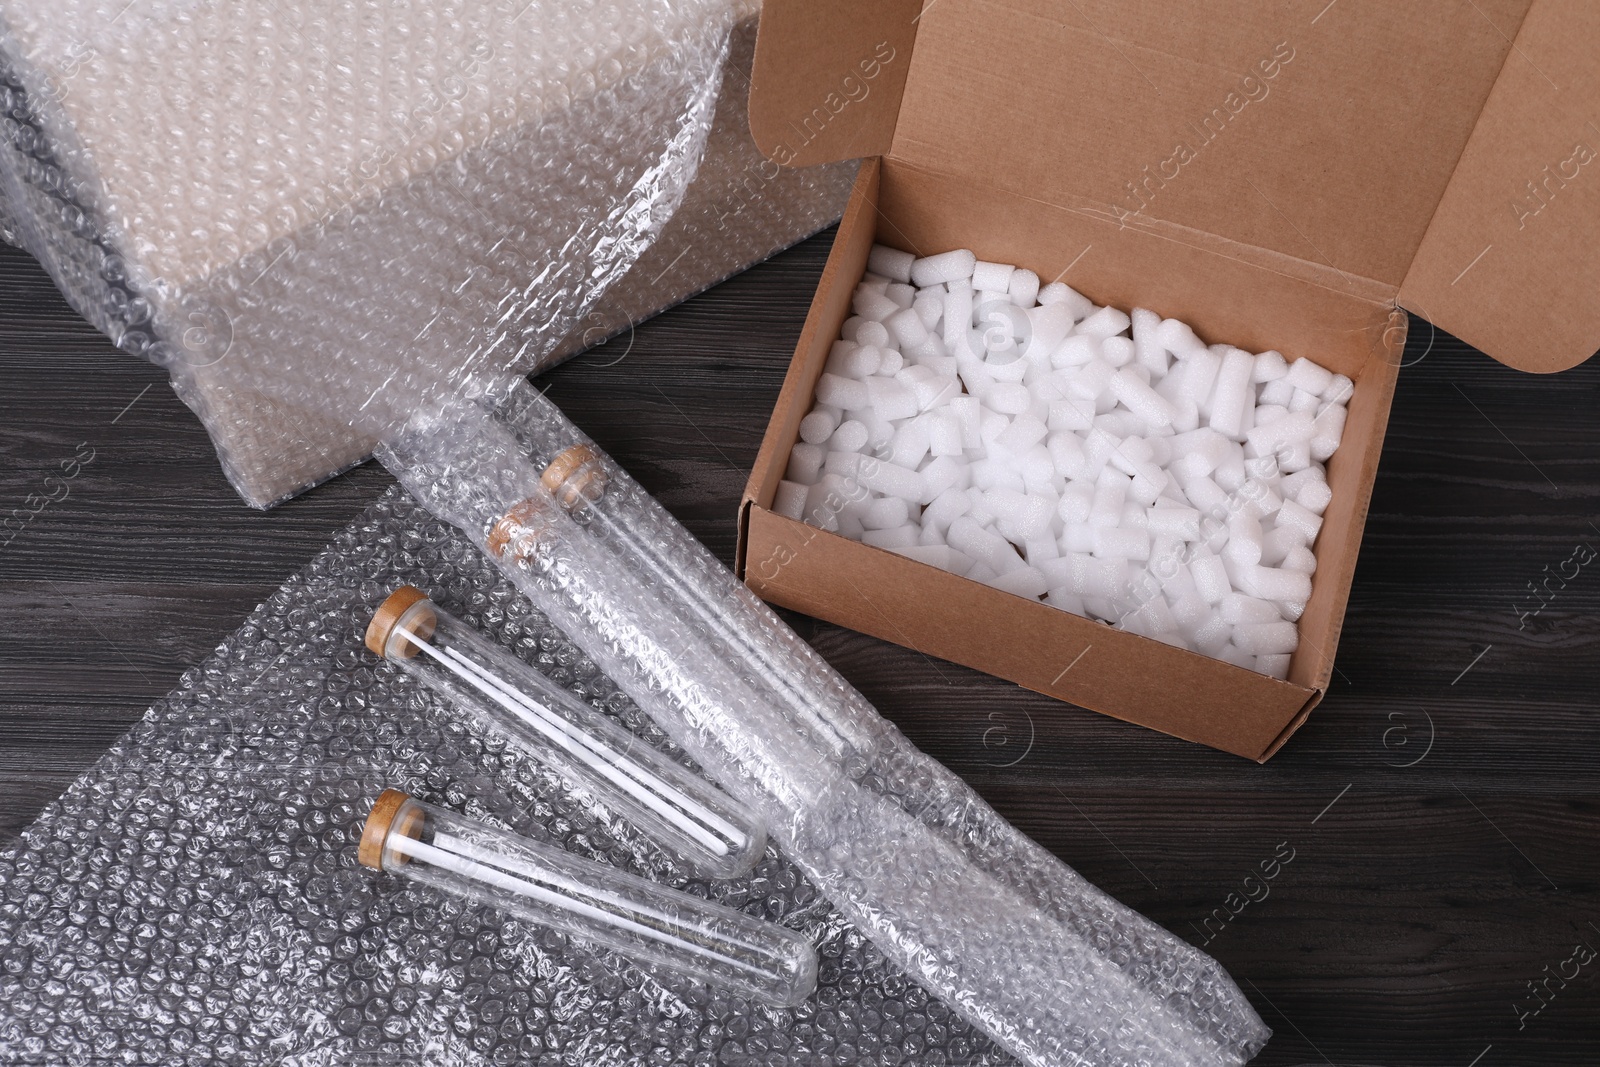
[736,0,1600,760]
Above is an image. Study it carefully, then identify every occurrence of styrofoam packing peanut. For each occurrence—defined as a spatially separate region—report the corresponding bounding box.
[1147,505,1201,541]
[966,562,999,584]
[1208,347,1255,440]
[852,285,901,322]
[799,407,840,445]
[1220,592,1279,625]
[773,480,808,521]
[1008,268,1040,308]
[1253,350,1289,382]
[787,442,824,484]
[1288,388,1320,414]
[1295,476,1333,515]
[1052,334,1101,370]
[1024,531,1060,560]
[988,382,1033,415]
[1281,545,1317,575]
[913,293,944,330]
[919,456,965,503]
[1285,356,1334,395]
[1259,525,1301,568]
[926,410,964,457]
[1257,653,1291,680]
[1076,305,1132,340]
[869,243,915,284]
[795,246,1358,675]
[1130,308,1167,376]
[1233,621,1299,656]
[1258,377,1294,407]
[1213,450,1247,492]
[853,456,923,502]
[1323,373,1354,405]
[889,417,931,470]
[1310,404,1346,462]
[911,248,976,286]
[1024,302,1076,362]
[1276,498,1324,543]
[1100,336,1136,370]
[987,566,1048,598]
[885,306,928,348]
[829,419,869,454]
[994,414,1049,453]
[1155,317,1206,359]
[948,516,1026,575]
[863,524,920,550]
[853,319,891,350]
[970,260,1015,293]
[861,496,911,530]
[816,372,869,411]
[864,375,919,422]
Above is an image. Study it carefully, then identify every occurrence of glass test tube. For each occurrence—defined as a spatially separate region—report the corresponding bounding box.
[499,393,884,760]
[357,791,818,1007]
[365,587,765,880]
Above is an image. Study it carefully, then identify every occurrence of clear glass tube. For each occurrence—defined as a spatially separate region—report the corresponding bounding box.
[358,791,817,1007]
[495,385,889,760]
[366,587,765,880]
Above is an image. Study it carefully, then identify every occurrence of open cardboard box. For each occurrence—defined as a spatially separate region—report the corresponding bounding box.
[735,0,1600,760]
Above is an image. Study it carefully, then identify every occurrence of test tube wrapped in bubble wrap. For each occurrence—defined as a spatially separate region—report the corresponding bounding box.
[377,382,1270,1067]
[358,791,816,1006]
[364,586,766,878]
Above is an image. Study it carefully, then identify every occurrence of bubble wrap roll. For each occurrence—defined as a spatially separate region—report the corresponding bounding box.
[0,0,857,508]
[377,384,1272,1067]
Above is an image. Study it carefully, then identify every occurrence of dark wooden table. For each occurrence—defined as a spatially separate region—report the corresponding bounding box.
[2,230,1597,1066]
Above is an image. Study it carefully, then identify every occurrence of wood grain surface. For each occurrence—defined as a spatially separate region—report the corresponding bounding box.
[1,231,1597,1066]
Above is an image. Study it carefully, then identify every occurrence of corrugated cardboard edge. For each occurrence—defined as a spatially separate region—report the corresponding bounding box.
[743,504,1313,761]
[1399,0,1600,373]
[739,158,882,560]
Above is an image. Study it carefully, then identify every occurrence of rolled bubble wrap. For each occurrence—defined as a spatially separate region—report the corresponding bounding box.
[378,381,1271,1067]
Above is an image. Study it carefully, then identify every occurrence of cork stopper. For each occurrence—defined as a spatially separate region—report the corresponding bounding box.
[540,443,608,511]
[358,789,424,870]
[364,586,435,658]
[487,497,551,562]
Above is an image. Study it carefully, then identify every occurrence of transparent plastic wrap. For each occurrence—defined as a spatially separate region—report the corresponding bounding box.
[0,0,854,507]
[365,586,767,879]
[378,382,1272,1067]
[358,791,816,1006]
[0,484,1019,1067]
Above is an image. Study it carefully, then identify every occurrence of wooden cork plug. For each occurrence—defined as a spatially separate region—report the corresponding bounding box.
[358,788,424,871]
[487,497,551,563]
[541,443,607,511]
[365,586,435,658]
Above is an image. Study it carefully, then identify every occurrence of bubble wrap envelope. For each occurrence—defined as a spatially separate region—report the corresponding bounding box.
[0,485,1019,1067]
[0,0,856,507]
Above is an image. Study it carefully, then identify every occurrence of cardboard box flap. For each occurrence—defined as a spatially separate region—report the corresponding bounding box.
[749,0,1532,292]
[747,0,922,169]
[1399,0,1600,374]
[888,0,1532,292]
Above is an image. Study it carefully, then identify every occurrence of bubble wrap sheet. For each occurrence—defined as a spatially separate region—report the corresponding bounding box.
[0,0,855,507]
[0,484,1019,1067]
[376,383,1272,1067]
